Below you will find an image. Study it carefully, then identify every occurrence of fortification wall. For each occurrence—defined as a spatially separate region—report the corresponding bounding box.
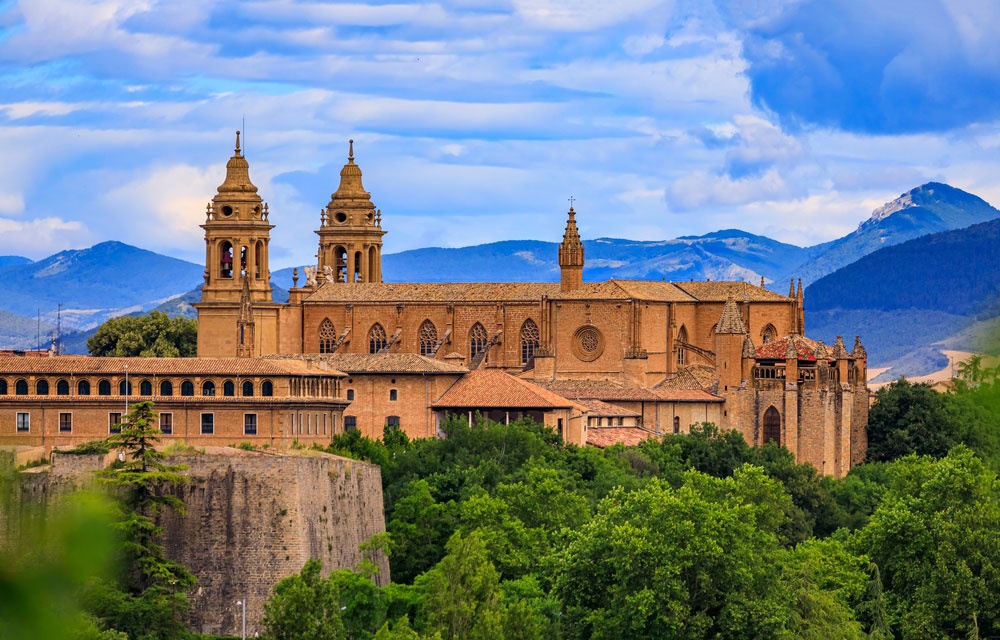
[7,448,387,638]
[160,449,388,636]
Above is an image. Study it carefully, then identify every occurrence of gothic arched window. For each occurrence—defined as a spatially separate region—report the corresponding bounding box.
[419,320,438,357]
[761,324,777,344]
[676,326,688,366]
[369,323,387,354]
[763,406,781,445]
[520,319,540,365]
[470,323,488,361]
[319,318,336,354]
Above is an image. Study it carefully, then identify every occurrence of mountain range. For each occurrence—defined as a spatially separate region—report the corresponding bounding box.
[1,182,995,379]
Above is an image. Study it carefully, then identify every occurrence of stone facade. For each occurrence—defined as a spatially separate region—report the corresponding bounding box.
[195,136,868,476]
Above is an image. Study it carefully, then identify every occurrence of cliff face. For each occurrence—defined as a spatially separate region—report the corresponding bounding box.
[9,448,388,637]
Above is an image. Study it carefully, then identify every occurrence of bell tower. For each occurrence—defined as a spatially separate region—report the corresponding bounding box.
[199,131,274,303]
[195,131,280,357]
[315,140,386,285]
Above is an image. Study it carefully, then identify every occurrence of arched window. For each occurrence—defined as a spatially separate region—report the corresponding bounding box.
[181,381,194,396]
[676,326,688,366]
[220,241,234,278]
[368,323,387,354]
[36,380,49,395]
[223,380,235,397]
[140,380,153,396]
[520,319,540,365]
[261,380,273,397]
[469,323,488,361]
[763,406,781,445]
[160,380,173,396]
[761,324,777,344]
[242,381,253,397]
[119,380,132,396]
[202,381,216,396]
[57,380,70,396]
[418,320,438,357]
[319,318,336,354]
[77,380,90,395]
[15,379,27,395]
[0,380,7,395]
[98,380,111,396]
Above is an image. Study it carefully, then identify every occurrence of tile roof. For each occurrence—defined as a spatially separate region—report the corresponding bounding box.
[305,279,788,304]
[534,379,664,401]
[673,280,790,302]
[576,398,641,417]
[654,364,716,391]
[587,426,660,448]
[266,353,468,374]
[432,369,584,410]
[755,335,837,362]
[306,282,560,303]
[0,356,343,377]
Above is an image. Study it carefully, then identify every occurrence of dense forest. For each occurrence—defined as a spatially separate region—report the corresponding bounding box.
[5,362,1000,639]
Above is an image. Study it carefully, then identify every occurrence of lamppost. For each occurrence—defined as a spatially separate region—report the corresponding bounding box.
[236,598,246,640]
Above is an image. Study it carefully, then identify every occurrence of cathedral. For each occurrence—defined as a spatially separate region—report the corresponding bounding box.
[194,133,868,477]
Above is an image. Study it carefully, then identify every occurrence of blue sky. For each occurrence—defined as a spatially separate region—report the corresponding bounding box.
[1,0,999,269]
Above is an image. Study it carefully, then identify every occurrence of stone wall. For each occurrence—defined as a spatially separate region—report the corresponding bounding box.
[9,447,387,638]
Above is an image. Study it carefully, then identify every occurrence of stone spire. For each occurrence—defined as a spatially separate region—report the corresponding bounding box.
[832,335,849,359]
[797,278,805,334]
[815,340,828,360]
[558,204,584,292]
[852,336,867,359]
[742,334,756,359]
[216,130,259,195]
[236,274,255,357]
[329,139,371,203]
[786,336,799,360]
[715,296,748,334]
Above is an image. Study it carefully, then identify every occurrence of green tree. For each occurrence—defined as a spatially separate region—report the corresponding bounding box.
[415,531,504,640]
[88,311,197,357]
[87,401,196,639]
[866,379,965,462]
[554,466,791,640]
[852,447,1000,638]
[262,558,346,640]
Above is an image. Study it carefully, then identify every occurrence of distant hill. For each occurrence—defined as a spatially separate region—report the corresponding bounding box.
[806,216,1000,378]
[382,230,812,285]
[786,183,999,286]
[0,241,203,331]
